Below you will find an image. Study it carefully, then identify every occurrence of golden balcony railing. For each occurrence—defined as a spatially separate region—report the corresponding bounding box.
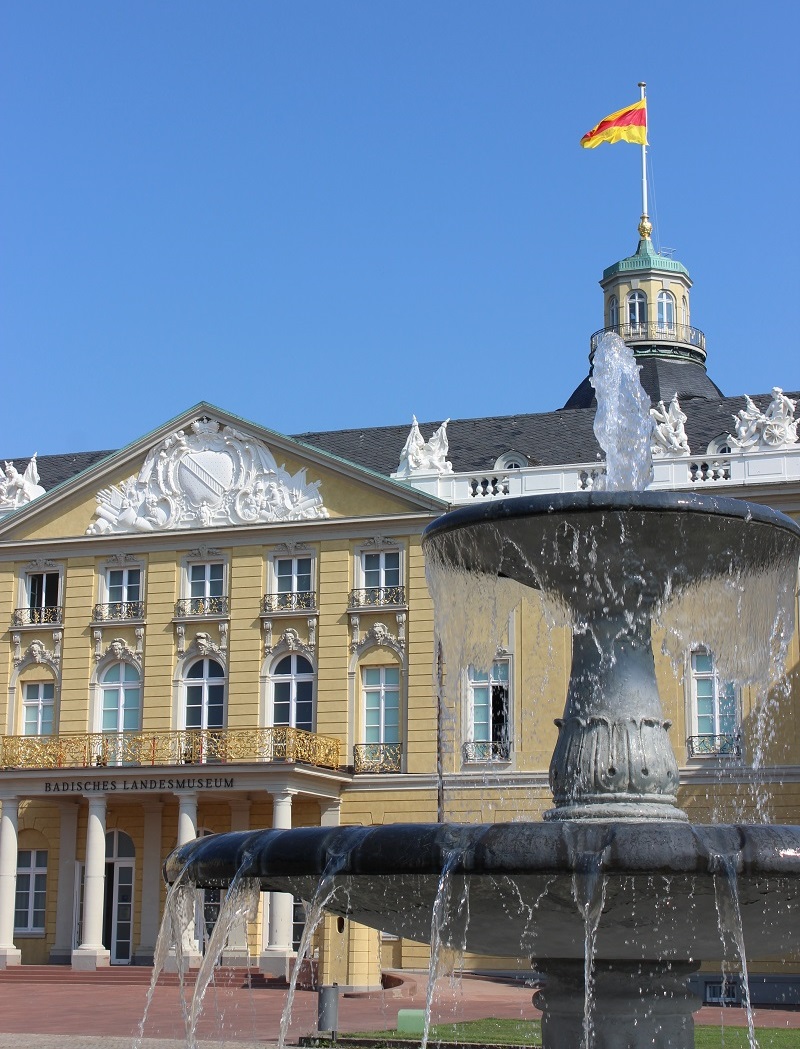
[12,606,63,627]
[0,726,341,772]
[353,742,402,773]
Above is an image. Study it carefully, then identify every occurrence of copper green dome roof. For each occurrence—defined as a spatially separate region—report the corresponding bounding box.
[603,236,690,280]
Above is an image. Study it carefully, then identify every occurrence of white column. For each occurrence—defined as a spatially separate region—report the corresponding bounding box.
[320,798,341,828]
[72,795,110,969]
[259,788,296,978]
[0,795,22,967]
[50,802,78,964]
[135,801,163,964]
[167,791,201,971]
[222,798,251,966]
[177,792,198,845]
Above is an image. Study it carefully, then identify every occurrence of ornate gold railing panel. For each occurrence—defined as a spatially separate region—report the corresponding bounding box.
[353,742,402,773]
[1,727,341,771]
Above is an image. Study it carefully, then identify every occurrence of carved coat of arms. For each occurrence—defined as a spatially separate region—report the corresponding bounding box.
[87,418,329,534]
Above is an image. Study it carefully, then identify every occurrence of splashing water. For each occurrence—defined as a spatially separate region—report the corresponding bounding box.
[591,331,654,491]
[277,851,347,1049]
[134,872,195,1049]
[186,871,261,1049]
[712,852,759,1049]
[421,849,469,1049]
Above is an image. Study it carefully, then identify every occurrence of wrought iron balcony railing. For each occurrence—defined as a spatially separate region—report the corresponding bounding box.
[462,740,512,763]
[92,601,145,622]
[262,591,317,613]
[12,606,63,627]
[353,743,402,773]
[0,726,341,771]
[590,322,706,358]
[686,733,742,758]
[174,596,230,618]
[347,586,406,610]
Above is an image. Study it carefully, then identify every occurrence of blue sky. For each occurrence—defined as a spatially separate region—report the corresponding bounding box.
[2,1,798,456]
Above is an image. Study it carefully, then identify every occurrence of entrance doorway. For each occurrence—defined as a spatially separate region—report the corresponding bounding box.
[103,830,135,964]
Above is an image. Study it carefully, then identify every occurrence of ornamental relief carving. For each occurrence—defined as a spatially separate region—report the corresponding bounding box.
[87,417,329,535]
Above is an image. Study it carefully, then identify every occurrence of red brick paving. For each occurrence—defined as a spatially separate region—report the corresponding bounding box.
[0,969,797,1044]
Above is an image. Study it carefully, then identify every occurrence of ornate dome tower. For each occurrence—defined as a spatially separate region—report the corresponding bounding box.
[564,217,724,408]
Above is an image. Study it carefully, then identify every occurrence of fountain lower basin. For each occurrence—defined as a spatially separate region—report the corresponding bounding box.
[165,821,800,962]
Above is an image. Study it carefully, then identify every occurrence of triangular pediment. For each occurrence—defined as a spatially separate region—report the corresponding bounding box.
[0,403,447,542]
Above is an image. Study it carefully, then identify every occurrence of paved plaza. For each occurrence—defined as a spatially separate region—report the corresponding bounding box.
[0,970,798,1048]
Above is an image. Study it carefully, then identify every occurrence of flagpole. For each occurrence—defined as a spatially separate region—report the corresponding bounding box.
[638,82,651,239]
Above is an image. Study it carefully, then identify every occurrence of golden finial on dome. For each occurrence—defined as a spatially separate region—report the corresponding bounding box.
[638,214,653,240]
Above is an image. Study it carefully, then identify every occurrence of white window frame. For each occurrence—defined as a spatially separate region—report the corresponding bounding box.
[608,294,619,328]
[361,664,401,745]
[657,290,676,332]
[465,658,512,762]
[102,563,144,613]
[182,656,227,731]
[15,848,48,934]
[22,681,56,736]
[355,543,405,607]
[100,658,143,751]
[627,290,648,329]
[267,552,317,611]
[688,650,741,758]
[270,652,316,732]
[179,556,229,617]
[18,566,63,625]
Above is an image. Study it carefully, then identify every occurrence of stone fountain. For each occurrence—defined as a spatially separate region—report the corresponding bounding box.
[166,340,800,1048]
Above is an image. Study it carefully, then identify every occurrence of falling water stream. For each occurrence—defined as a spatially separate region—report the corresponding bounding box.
[277,852,347,1049]
[186,871,261,1048]
[712,853,758,1049]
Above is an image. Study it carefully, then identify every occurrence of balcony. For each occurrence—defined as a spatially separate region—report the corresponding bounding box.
[348,586,406,611]
[174,596,230,618]
[262,591,317,614]
[590,321,706,363]
[92,601,145,623]
[353,742,402,773]
[0,726,341,771]
[462,740,512,763]
[686,734,742,758]
[12,606,63,627]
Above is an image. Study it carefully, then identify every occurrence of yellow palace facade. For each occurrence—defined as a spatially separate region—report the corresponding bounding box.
[0,231,798,1001]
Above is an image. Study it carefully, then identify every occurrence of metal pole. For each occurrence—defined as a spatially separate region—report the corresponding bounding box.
[638,82,648,223]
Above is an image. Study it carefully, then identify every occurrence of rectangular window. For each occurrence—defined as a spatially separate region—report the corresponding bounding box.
[23,682,55,736]
[269,556,315,610]
[107,567,141,605]
[362,665,400,744]
[689,651,740,757]
[466,660,510,761]
[15,849,47,933]
[190,563,224,599]
[355,549,403,607]
[178,562,228,617]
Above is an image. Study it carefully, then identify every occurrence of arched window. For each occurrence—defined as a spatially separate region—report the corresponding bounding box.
[681,295,689,326]
[101,662,141,735]
[608,295,619,328]
[627,290,647,329]
[272,653,315,732]
[657,290,675,332]
[184,658,226,730]
[23,681,55,736]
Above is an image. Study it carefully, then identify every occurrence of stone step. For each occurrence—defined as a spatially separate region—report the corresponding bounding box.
[0,965,280,987]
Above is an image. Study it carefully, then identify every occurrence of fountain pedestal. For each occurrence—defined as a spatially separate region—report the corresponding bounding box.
[535,961,700,1049]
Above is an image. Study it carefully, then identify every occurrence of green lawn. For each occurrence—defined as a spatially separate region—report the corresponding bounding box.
[354,1017,799,1048]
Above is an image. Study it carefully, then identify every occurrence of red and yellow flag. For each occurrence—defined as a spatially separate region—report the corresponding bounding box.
[580,99,647,149]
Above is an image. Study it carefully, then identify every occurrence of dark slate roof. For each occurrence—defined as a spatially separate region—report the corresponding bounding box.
[2,392,797,496]
[564,359,725,410]
[3,450,115,491]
